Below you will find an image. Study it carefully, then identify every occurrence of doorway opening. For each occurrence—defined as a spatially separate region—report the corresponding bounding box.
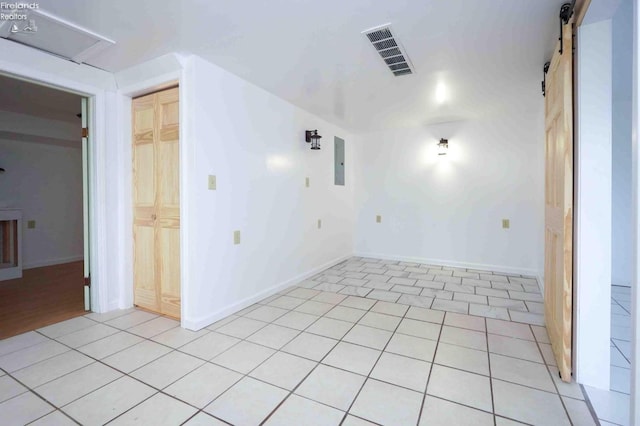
[0,74,91,338]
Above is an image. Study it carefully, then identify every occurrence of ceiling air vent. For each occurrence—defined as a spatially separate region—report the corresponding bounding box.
[362,24,414,77]
[0,7,114,64]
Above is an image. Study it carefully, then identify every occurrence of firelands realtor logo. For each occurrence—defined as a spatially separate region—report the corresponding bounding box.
[1,2,39,34]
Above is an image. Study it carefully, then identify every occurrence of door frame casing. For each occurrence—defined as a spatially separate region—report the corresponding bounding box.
[117,69,189,326]
[573,18,613,390]
[630,1,639,423]
[0,63,112,313]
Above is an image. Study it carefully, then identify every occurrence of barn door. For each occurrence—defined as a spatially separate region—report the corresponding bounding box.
[544,20,574,381]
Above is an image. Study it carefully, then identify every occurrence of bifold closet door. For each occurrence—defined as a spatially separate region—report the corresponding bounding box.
[132,87,180,318]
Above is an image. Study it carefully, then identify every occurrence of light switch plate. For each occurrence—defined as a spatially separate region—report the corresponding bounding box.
[305,177,310,188]
[233,230,241,245]
[317,219,322,229]
[376,215,382,223]
[502,219,510,229]
[208,175,216,190]
[27,220,36,229]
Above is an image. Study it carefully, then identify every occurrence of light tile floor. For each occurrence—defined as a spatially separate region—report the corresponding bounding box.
[584,285,632,426]
[0,257,598,425]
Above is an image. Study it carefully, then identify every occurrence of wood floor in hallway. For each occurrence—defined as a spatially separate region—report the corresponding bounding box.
[0,261,85,339]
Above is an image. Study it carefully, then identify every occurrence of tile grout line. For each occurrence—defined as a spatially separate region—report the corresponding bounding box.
[312,261,540,312]
[0,256,557,425]
[530,323,579,425]
[611,338,632,365]
[235,296,556,391]
[335,298,414,425]
[300,275,540,325]
[259,294,382,425]
[485,317,498,426]
[0,361,77,425]
[26,409,81,425]
[176,290,369,423]
[21,328,233,424]
[5,303,562,420]
[4,322,560,413]
[415,310,445,426]
[578,384,604,426]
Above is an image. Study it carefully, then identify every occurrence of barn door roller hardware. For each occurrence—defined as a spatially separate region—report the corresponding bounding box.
[541,61,550,97]
[558,1,575,54]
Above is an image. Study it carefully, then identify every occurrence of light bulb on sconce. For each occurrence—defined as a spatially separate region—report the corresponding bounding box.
[437,138,449,156]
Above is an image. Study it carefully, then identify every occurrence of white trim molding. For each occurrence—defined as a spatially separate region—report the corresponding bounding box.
[354,252,539,278]
[0,39,117,313]
[114,60,186,323]
[23,255,84,270]
[182,255,351,331]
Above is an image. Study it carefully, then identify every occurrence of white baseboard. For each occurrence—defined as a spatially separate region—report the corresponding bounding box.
[354,252,538,278]
[23,255,84,270]
[536,272,545,294]
[106,300,121,313]
[0,267,22,281]
[182,254,352,331]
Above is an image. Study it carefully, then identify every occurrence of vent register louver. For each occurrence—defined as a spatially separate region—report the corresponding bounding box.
[363,25,414,76]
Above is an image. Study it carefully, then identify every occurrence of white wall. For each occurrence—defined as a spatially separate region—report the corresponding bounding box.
[0,110,79,144]
[575,18,613,390]
[0,138,83,268]
[352,112,544,277]
[612,0,634,287]
[181,56,355,329]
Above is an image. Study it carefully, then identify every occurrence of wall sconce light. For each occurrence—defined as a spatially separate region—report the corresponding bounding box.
[437,138,449,155]
[305,130,322,150]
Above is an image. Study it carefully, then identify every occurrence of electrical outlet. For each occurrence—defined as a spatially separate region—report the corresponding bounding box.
[233,230,241,245]
[208,175,216,190]
[305,177,310,188]
[27,220,36,229]
[502,219,510,229]
[317,219,322,229]
[376,215,382,223]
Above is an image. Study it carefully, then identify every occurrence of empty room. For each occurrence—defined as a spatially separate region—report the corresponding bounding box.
[0,0,638,425]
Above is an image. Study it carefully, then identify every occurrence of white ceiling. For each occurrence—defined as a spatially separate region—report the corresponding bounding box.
[33,0,564,132]
[583,0,622,24]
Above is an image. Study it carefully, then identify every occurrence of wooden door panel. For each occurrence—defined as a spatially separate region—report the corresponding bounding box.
[132,87,180,319]
[156,87,181,318]
[132,93,157,312]
[544,21,573,382]
[158,88,179,125]
[133,143,155,206]
[133,225,158,311]
[159,226,180,318]
[158,141,180,208]
[133,94,155,143]
[157,88,180,212]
